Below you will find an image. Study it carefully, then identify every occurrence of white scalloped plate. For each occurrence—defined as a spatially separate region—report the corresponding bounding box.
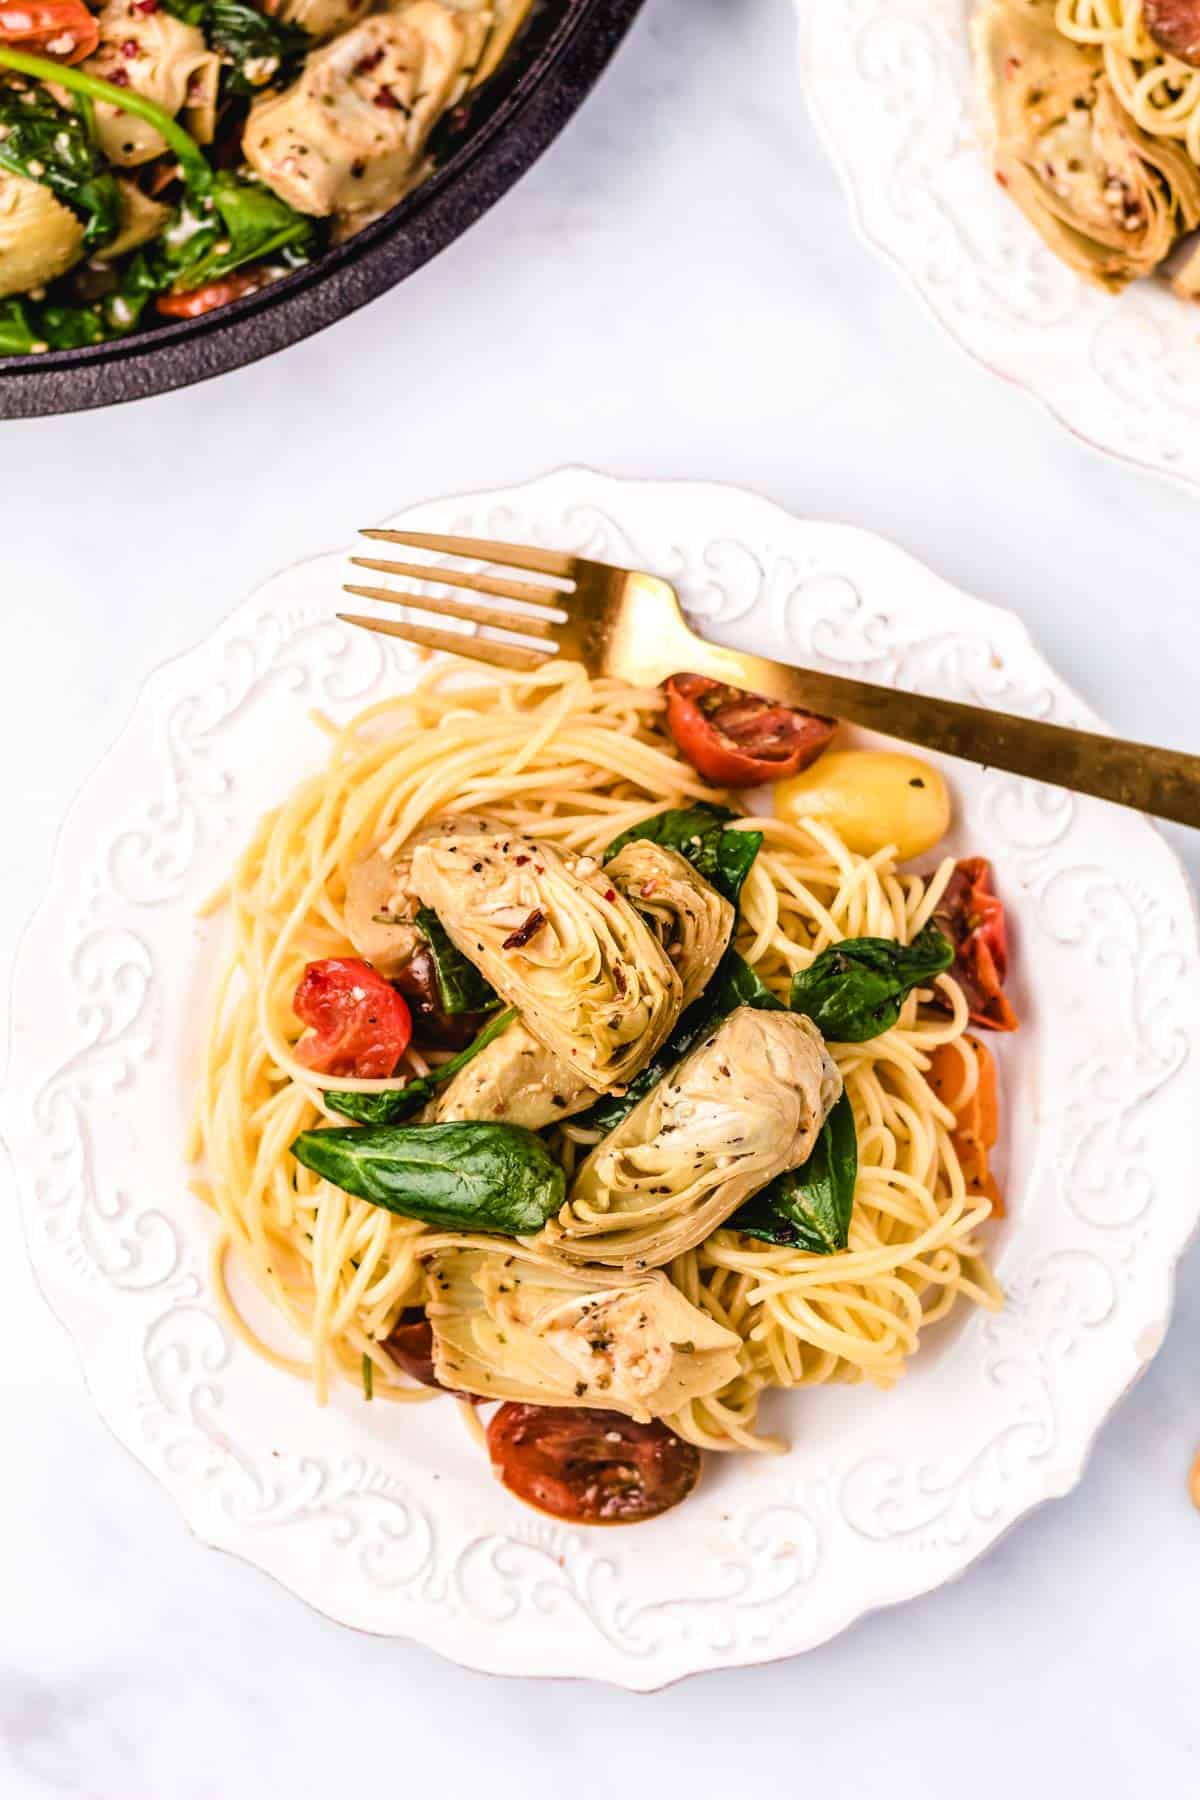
[798,2,1200,492]
[4,469,1199,1688]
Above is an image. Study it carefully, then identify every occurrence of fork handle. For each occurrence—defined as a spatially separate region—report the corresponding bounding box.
[678,640,1200,829]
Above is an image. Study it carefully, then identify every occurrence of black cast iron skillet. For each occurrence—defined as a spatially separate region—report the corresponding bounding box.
[0,0,645,419]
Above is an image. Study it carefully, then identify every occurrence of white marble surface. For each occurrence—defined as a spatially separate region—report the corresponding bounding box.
[1,0,1199,1791]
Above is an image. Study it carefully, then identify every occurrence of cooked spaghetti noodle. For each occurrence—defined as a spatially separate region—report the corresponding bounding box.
[192,661,1002,1459]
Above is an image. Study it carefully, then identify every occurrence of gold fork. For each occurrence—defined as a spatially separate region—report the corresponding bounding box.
[341,531,1200,828]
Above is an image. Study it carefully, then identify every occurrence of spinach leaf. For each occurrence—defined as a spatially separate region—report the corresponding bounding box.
[0,48,314,353]
[0,170,313,354]
[788,924,953,1043]
[290,1120,565,1234]
[157,172,313,290]
[603,803,762,905]
[164,0,307,96]
[0,294,118,352]
[416,906,499,1016]
[732,1092,858,1253]
[0,84,120,251]
[575,948,784,1137]
[705,948,785,1015]
[325,1008,517,1127]
[0,47,215,190]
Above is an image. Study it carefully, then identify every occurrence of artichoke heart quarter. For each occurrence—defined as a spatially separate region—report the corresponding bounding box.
[543,1007,843,1271]
[973,0,1200,289]
[430,1018,594,1129]
[411,833,682,1090]
[606,840,734,1011]
[424,1246,742,1420]
[244,2,488,221]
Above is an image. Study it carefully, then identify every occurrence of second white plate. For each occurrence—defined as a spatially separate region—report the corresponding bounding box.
[798,0,1200,493]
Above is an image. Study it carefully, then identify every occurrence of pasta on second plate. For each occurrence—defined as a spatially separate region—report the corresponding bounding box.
[973,0,1200,295]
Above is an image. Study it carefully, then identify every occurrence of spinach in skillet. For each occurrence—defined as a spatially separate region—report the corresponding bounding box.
[575,948,784,1138]
[0,48,313,352]
[732,1091,858,1254]
[788,924,953,1043]
[290,1121,565,1234]
[603,803,762,905]
[0,83,120,252]
[325,1009,518,1127]
[0,293,115,353]
[415,907,501,1015]
[163,0,307,97]
[159,172,313,288]
[0,167,313,352]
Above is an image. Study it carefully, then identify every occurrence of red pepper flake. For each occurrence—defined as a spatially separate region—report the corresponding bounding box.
[502,909,546,951]
[613,965,627,996]
[132,0,159,11]
[514,854,530,866]
[372,88,400,108]
[604,888,616,903]
[108,66,130,85]
[120,37,140,56]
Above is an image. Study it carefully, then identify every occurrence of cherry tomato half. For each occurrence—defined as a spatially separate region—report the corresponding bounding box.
[1143,0,1200,67]
[934,857,1018,1033]
[292,956,412,1078]
[487,1404,701,1524]
[0,0,99,62]
[156,269,268,319]
[664,673,836,788]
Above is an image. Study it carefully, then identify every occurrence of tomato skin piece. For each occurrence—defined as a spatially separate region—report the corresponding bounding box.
[384,1311,439,1388]
[934,857,1018,1033]
[383,1308,483,1399]
[926,1035,1004,1218]
[487,1404,701,1524]
[392,946,489,1050]
[1144,0,1200,67]
[0,1,99,62]
[156,269,267,319]
[292,956,412,1078]
[664,673,836,787]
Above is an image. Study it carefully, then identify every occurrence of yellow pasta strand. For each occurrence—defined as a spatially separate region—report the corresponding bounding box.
[192,661,1003,1452]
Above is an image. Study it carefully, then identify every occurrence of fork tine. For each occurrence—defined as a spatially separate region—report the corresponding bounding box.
[343,583,558,641]
[348,556,563,612]
[360,528,576,581]
[338,613,548,673]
